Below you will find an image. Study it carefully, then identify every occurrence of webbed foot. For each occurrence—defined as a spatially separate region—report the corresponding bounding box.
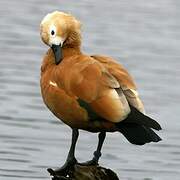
[47,157,77,177]
[78,158,98,166]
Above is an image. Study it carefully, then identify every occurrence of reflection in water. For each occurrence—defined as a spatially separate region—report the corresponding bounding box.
[0,0,180,180]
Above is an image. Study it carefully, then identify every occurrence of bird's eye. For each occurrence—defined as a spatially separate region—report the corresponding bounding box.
[50,25,56,37]
[51,30,55,36]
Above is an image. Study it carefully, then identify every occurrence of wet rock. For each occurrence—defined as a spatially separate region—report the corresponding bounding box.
[49,164,119,180]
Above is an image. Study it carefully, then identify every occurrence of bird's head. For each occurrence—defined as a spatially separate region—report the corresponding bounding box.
[40,11,81,65]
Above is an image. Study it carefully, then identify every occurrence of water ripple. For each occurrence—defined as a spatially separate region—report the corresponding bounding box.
[0,0,180,180]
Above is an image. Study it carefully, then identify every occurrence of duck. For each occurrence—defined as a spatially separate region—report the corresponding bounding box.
[40,11,162,177]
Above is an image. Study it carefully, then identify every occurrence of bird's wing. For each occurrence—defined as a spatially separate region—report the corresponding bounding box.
[68,55,131,123]
[69,56,119,102]
[90,55,136,89]
[91,55,145,113]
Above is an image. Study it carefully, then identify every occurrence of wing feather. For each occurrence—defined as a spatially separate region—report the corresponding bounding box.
[91,55,145,113]
[68,55,130,122]
[70,56,120,102]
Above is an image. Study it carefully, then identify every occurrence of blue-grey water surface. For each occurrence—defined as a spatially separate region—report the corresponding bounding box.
[0,0,180,180]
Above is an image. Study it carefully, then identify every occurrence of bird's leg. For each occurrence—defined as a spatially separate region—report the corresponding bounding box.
[79,131,106,166]
[47,128,79,176]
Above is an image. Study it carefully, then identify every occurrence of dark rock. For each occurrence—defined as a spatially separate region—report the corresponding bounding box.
[48,164,119,180]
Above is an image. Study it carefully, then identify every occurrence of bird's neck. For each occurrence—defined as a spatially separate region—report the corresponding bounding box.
[41,44,82,73]
[62,46,82,58]
[63,30,82,52]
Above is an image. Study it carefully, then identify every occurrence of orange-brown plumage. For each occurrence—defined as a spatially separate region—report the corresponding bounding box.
[41,51,133,126]
[40,11,146,130]
[41,47,144,128]
[40,11,161,176]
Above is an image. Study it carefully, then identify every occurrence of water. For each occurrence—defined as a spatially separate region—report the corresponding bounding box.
[0,0,180,179]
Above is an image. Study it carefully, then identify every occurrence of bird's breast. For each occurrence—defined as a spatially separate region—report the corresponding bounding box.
[40,69,89,127]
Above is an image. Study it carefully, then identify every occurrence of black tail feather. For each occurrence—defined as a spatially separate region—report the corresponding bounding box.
[125,105,162,130]
[116,105,162,145]
[117,123,162,145]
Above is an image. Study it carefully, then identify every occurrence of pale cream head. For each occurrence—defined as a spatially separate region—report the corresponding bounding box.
[40,11,81,47]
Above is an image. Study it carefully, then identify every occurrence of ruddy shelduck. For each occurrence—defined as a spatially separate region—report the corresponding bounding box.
[40,11,162,176]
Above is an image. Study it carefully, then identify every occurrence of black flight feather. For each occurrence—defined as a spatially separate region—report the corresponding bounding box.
[123,105,162,130]
[116,105,162,145]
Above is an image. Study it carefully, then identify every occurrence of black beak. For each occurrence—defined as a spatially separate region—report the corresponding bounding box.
[51,44,63,65]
